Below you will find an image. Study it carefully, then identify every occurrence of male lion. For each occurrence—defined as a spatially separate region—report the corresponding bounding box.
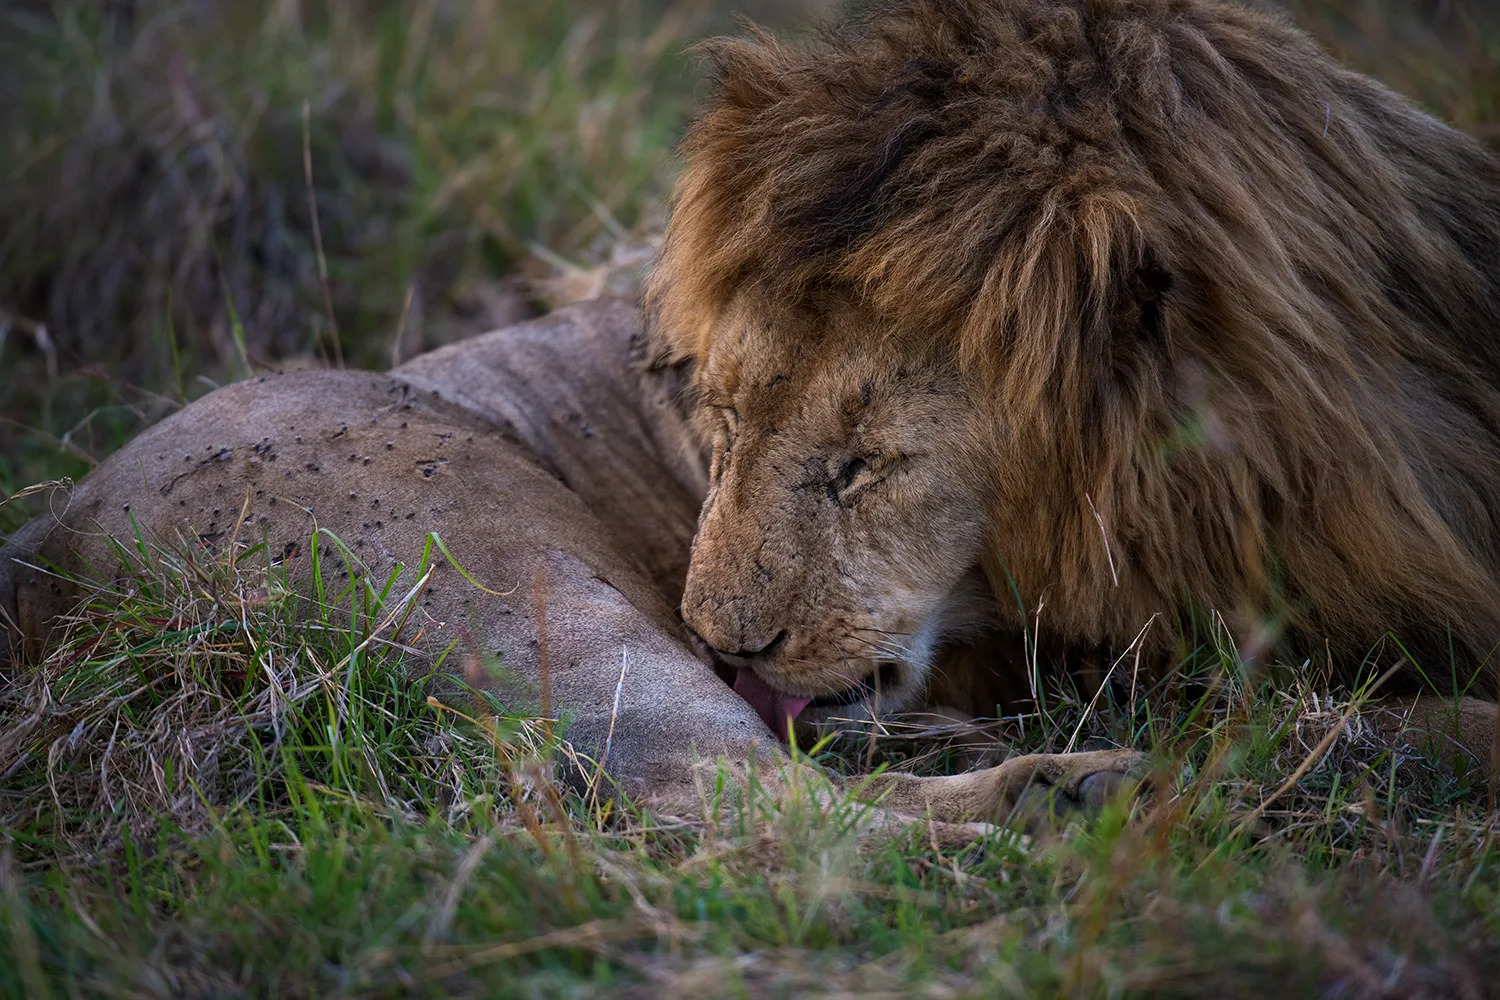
[647,0,1500,758]
[2,0,1495,828]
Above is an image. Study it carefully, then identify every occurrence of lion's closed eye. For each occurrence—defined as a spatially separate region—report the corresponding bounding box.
[707,406,739,481]
[829,453,901,506]
[836,456,870,491]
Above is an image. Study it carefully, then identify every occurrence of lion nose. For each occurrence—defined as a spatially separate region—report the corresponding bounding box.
[686,625,788,665]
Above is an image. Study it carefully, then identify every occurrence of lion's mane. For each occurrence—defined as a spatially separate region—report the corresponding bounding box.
[648,0,1500,680]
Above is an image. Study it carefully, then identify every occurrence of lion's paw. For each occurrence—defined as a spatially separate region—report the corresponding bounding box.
[994,749,1149,832]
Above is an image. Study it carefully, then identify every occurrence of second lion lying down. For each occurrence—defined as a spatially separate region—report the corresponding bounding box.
[4,0,1499,821]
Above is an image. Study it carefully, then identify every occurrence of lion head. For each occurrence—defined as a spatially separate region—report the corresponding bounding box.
[666,290,1001,719]
[649,0,1500,729]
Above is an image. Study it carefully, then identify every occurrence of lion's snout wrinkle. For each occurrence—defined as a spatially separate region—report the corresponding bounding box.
[679,570,785,664]
[680,487,794,662]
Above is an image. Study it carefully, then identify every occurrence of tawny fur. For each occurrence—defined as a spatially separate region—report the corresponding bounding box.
[649,0,1500,685]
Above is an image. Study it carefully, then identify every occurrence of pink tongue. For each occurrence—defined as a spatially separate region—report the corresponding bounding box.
[733,668,812,741]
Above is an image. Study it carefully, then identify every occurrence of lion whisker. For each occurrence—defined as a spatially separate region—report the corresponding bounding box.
[838,639,911,663]
[848,626,915,640]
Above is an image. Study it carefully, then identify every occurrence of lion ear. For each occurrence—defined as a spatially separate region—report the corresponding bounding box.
[638,302,703,420]
[642,296,698,369]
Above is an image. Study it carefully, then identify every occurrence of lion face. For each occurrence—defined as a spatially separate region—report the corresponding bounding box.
[679,294,995,719]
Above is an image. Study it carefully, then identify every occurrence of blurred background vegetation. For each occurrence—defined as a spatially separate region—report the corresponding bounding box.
[1,0,1497,530]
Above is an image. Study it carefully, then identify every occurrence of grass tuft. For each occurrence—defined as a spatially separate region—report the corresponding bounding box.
[1,519,1498,995]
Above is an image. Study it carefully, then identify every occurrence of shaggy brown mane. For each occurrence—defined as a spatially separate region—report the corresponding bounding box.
[649,0,1500,684]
